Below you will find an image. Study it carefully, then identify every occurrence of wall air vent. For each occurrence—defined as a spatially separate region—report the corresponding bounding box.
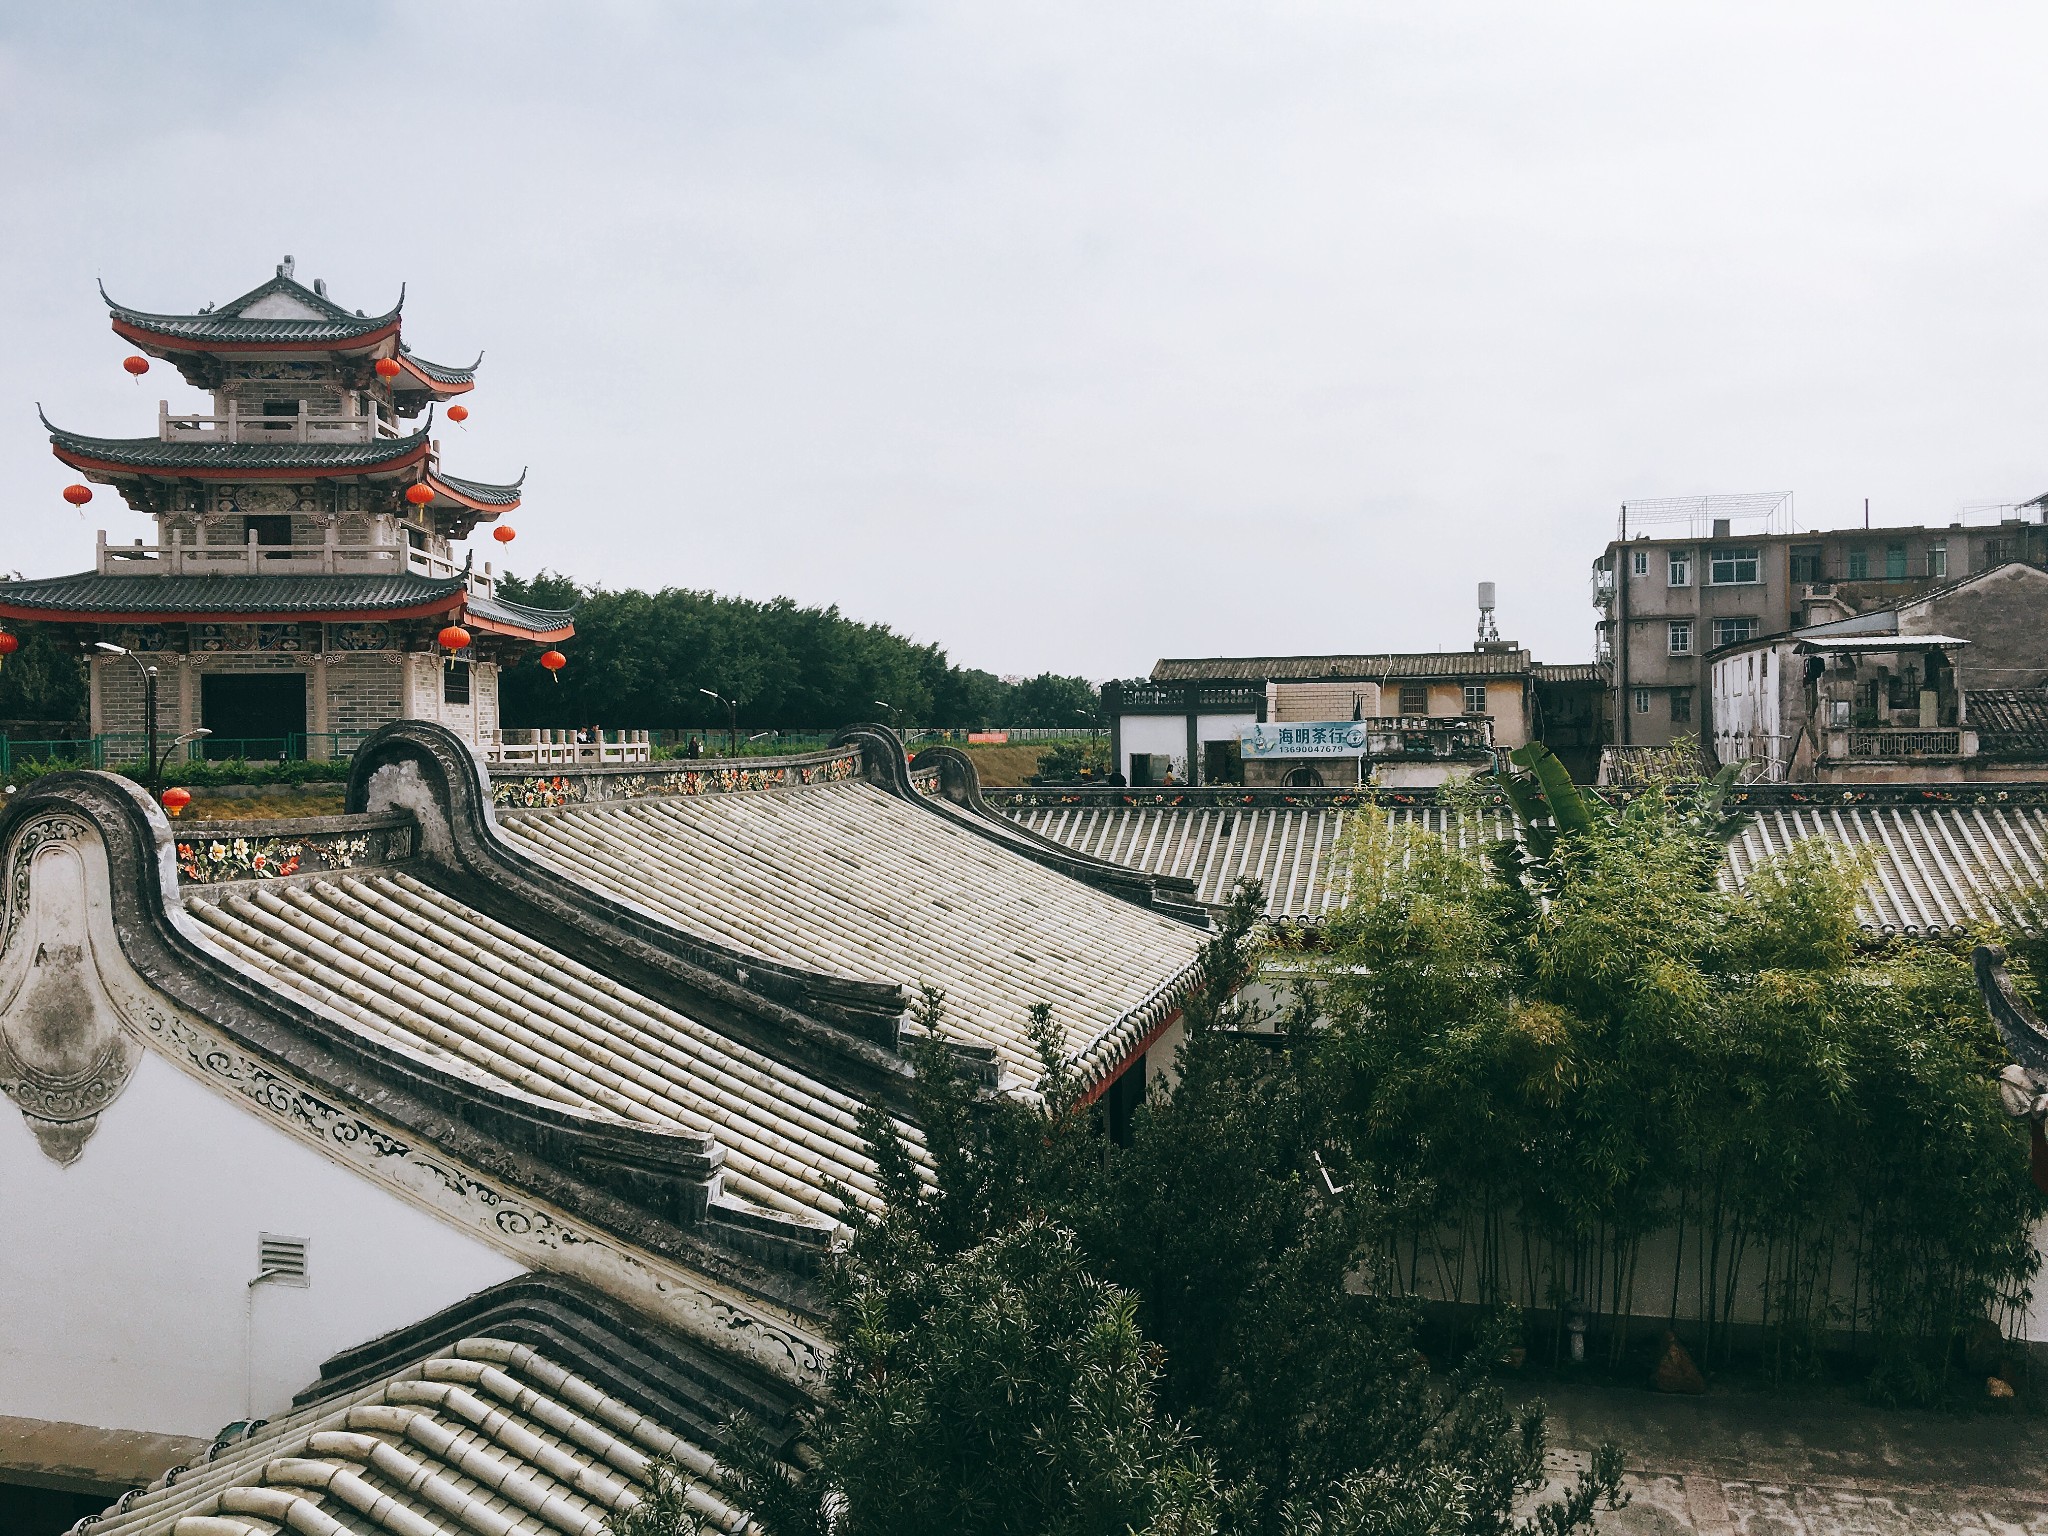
[257,1233,309,1287]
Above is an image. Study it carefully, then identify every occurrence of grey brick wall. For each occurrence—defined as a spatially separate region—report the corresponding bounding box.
[325,656,406,736]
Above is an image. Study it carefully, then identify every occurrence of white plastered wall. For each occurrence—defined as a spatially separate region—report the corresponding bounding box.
[0,1051,524,1439]
[1118,715,1187,781]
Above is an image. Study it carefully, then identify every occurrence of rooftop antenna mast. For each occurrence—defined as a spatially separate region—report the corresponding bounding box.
[1476,581,1499,644]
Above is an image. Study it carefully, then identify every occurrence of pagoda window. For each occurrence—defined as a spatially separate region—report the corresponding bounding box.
[443,661,472,705]
[260,399,299,417]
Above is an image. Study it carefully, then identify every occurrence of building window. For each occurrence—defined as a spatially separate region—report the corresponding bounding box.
[1398,682,1428,715]
[1284,766,1324,787]
[1885,543,1907,580]
[1847,547,1869,580]
[1790,545,1823,583]
[442,661,471,705]
[1462,684,1487,715]
[1707,546,1759,584]
[1667,621,1693,656]
[1712,617,1759,648]
[1667,551,1691,587]
[1670,689,1692,724]
[1631,548,1649,577]
[1928,540,1947,578]
[1985,537,2012,566]
[1633,688,1651,714]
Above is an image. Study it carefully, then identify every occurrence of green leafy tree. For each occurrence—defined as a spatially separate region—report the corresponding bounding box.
[0,621,88,725]
[707,903,1621,1536]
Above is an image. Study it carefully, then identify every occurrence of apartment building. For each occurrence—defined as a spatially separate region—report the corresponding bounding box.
[1593,508,2048,747]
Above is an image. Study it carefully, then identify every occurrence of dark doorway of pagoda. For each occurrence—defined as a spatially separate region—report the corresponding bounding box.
[243,515,293,559]
[201,672,307,760]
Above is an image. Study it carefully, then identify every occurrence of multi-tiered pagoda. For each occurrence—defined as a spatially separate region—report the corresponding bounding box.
[0,257,572,759]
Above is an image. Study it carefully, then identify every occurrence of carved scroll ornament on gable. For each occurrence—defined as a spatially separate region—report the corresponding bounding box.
[0,813,143,1165]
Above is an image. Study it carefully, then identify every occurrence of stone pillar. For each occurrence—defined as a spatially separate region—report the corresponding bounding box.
[309,651,331,758]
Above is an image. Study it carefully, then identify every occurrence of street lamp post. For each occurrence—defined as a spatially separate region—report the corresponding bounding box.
[699,688,739,756]
[92,642,212,795]
[94,641,159,792]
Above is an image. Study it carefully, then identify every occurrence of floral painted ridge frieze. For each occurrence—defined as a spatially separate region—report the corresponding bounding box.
[176,833,376,884]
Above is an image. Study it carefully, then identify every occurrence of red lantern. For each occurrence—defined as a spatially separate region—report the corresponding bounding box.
[437,625,472,652]
[404,483,435,510]
[63,483,93,508]
[492,525,516,543]
[374,357,402,382]
[540,650,566,672]
[161,786,192,817]
[122,355,150,378]
[0,633,17,657]
[446,404,469,424]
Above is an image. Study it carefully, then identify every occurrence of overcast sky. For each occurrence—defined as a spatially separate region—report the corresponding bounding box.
[4,4,2044,679]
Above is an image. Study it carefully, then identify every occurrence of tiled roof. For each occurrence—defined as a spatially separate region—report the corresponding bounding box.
[74,1332,756,1536]
[469,588,577,635]
[435,466,525,507]
[1724,803,2048,935]
[1152,651,1532,683]
[46,416,430,473]
[1002,800,1512,917]
[102,272,403,346]
[0,570,467,617]
[1969,689,2048,736]
[996,789,2048,935]
[496,780,1205,1088]
[184,869,923,1224]
[399,344,482,387]
[1533,662,1606,685]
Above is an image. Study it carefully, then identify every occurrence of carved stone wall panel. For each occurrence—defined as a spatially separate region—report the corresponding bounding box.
[0,815,142,1164]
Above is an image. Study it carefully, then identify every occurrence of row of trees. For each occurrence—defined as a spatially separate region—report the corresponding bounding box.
[0,578,1103,737]
[497,572,1101,732]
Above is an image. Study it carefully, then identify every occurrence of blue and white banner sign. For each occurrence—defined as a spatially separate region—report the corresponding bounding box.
[1241,722,1371,758]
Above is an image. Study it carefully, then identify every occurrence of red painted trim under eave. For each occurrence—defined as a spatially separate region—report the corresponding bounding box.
[0,593,466,626]
[1075,1007,1183,1108]
[396,357,475,396]
[53,439,431,483]
[462,610,574,643]
[112,316,402,356]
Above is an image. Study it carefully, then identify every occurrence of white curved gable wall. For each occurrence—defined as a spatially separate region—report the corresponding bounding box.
[0,1045,523,1440]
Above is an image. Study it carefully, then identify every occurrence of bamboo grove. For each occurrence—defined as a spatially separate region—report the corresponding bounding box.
[1311,750,2045,1401]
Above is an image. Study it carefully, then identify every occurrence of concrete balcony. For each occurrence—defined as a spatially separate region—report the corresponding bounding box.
[1830,726,1973,760]
[159,399,401,445]
[96,529,497,597]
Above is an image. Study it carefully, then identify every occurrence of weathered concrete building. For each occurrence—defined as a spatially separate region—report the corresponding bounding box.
[1108,645,1606,788]
[1593,499,2048,748]
[1709,562,2048,781]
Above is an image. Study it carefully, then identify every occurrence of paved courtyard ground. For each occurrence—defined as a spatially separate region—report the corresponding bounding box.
[1531,1381,2048,1534]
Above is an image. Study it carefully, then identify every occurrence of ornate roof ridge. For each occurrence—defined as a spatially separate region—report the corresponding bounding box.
[100,271,404,331]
